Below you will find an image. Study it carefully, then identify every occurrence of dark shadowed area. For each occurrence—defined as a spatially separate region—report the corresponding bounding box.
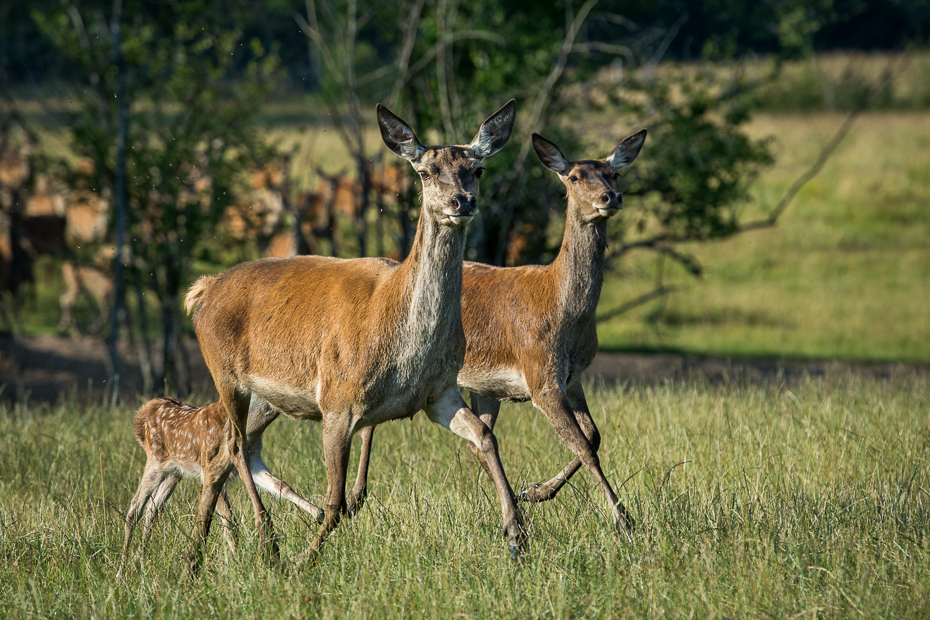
[2,333,926,404]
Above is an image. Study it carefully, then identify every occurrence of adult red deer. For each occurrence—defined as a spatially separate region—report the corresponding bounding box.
[183,100,524,569]
[347,129,647,539]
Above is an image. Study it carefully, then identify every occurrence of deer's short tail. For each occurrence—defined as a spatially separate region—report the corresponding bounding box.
[133,398,163,446]
[185,275,217,316]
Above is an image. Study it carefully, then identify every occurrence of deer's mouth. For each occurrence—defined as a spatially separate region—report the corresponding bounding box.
[596,205,621,217]
[445,211,478,225]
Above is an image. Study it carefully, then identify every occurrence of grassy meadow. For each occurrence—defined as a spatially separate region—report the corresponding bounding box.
[597,111,930,363]
[1,373,929,618]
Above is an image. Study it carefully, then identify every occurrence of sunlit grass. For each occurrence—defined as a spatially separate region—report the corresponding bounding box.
[1,375,928,617]
[598,111,930,362]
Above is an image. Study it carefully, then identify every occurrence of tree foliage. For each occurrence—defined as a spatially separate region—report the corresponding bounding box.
[35,0,278,392]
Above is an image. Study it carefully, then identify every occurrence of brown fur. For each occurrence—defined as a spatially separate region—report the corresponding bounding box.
[351,129,648,537]
[118,396,323,576]
[181,101,525,570]
[58,261,113,333]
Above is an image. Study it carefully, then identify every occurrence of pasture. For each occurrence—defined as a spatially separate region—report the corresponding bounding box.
[596,111,930,362]
[1,372,928,618]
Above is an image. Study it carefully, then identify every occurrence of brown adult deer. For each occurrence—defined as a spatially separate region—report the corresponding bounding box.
[347,129,647,538]
[118,396,324,576]
[183,100,524,569]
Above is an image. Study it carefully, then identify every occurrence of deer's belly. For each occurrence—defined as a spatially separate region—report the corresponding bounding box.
[457,367,531,402]
[243,375,323,421]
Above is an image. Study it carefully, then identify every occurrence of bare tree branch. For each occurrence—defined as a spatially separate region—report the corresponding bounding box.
[387,0,427,109]
[405,31,505,77]
[494,0,599,265]
[596,285,676,323]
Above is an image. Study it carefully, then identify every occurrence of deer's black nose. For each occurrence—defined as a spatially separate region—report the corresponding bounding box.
[600,191,621,210]
[451,193,477,215]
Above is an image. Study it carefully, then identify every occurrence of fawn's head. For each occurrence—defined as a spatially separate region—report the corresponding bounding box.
[533,129,646,224]
[377,100,516,228]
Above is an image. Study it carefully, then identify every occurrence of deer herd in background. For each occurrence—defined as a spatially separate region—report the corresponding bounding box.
[2,101,648,571]
[0,122,412,334]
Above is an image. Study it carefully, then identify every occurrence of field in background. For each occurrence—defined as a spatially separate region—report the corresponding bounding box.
[10,53,930,363]
[597,111,930,362]
[233,102,930,364]
[0,374,927,617]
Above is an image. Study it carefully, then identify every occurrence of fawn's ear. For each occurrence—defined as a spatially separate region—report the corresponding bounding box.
[468,99,516,159]
[606,129,647,170]
[532,133,570,174]
[377,104,426,163]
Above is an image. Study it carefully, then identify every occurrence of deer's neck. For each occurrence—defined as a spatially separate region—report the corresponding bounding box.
[396,210,466,350]
[551,201,608,323]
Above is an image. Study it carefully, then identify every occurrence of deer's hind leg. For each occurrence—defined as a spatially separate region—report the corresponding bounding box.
[118,464,167,577]
[141,472,182,546]
[521,381,633,538]
[218,383,279,565]
[248,437,325,524]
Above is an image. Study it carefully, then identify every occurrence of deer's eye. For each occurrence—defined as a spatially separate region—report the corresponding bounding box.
[475,167,484,179]
[418,171,430,180]
[569,175,579,184]
[612,172,620,180]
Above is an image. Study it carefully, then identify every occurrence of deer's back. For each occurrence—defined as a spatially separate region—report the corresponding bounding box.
[134,398,227,467]
[192,255,452,420]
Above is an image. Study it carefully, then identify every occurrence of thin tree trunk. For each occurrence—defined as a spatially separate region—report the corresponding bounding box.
[108,0,128,401]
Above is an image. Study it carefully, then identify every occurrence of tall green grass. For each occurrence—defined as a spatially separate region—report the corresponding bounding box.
[1,374,928,618]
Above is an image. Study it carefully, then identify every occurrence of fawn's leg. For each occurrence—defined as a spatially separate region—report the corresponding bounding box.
[216,486,238,554]
[141,473,181,546]
[118,464,166,577]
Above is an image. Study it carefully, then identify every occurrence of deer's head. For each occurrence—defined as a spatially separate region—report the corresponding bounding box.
[377,100,516,228]
[533,129,646,224]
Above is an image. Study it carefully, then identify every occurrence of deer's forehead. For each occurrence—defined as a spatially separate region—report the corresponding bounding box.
[566,160,611,177]
[420,146,479,170]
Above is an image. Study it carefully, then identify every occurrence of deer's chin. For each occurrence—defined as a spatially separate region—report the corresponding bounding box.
[596,206,621,218]
[444,212,477,226]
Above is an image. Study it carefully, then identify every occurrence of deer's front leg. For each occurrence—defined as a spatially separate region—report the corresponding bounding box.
[426,388,526,559]
[295,413,352,566]
[465,392,501,477]
[519,381,594,503]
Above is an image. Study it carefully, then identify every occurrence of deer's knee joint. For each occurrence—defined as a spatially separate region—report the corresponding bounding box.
[474,424,498,455]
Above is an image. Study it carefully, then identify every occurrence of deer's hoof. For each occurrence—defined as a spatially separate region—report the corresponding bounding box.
[517,483,539,503]
[518,483,553,503]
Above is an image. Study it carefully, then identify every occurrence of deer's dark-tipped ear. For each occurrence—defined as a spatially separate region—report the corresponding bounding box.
[468,99,516,159]
[532,133,569,174]
[607,129,647,170]
[377,104,425,163]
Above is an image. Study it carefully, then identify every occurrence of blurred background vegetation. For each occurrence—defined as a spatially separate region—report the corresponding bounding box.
[0,0,928,396]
